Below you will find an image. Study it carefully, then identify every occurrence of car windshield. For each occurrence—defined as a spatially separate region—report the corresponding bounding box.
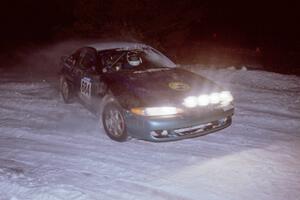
[98,48,174,73]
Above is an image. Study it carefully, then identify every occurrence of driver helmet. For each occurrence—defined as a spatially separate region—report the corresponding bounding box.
[126,51,142,67]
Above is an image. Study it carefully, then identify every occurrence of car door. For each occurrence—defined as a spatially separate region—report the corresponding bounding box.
[75,47,104,111]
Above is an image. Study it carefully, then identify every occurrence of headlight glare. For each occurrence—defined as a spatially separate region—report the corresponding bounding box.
[220,91,233,103]
[183,91,233,107]
[209,92,220,104]
[183,96,198,108]
[198,94,210,106]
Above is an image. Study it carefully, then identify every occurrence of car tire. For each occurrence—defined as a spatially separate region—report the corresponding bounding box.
[60,76,73,104]
[102,102,128,142]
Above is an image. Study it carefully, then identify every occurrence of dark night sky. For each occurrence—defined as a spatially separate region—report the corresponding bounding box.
[205,2,299,48]
[1,0,299,50]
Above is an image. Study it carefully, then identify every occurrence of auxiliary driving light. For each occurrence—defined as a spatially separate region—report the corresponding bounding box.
[209,93,220,104]
[198,94,210,106]
[183,91,233,108]
[183,96,198,108]
[220,91,234,103]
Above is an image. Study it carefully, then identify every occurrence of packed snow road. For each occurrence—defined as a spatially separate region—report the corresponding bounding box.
[0,67,300,200]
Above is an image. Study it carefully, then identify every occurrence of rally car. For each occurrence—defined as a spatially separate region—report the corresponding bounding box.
[59,42,234,142]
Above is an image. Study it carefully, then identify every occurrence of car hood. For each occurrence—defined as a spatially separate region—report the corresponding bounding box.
[105,68,222,108]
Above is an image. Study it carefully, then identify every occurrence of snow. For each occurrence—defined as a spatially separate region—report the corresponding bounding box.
[1,65,300,200]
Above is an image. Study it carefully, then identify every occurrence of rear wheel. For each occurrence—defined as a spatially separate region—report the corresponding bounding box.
[60,76,73,103]
[102,102,128,142]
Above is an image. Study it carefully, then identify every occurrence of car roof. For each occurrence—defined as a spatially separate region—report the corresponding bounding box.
[86,41,176,68]
[87,42,149,51]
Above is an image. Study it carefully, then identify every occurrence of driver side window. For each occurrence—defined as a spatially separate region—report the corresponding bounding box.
[76,48,97,70]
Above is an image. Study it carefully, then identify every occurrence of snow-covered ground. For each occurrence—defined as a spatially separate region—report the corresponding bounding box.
[0,66,300,200]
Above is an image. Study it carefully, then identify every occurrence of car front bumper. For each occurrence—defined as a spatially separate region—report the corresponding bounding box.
[125,104,234,142]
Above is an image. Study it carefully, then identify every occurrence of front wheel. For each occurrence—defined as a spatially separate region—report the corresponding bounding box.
[102,103,128,142]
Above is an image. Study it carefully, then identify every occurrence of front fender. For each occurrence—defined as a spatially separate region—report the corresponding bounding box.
[106,84,144,110]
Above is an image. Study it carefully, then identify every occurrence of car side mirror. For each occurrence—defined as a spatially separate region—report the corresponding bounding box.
[63,56,74,65]
[69,56,75,63]
[61,55,68,62]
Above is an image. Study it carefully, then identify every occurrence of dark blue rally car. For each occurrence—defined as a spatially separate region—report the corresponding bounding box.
[59,42,234,142]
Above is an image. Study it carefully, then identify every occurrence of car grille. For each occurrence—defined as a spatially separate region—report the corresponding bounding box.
[150,117,231,140]
[173,117,229,137]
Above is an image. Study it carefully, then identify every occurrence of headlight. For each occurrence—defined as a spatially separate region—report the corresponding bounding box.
[131,107,183,116]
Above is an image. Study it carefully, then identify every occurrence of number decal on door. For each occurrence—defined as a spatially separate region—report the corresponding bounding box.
[81,77,92,98]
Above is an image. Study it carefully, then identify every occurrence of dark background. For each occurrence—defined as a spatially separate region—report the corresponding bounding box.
[1,0,299,74]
